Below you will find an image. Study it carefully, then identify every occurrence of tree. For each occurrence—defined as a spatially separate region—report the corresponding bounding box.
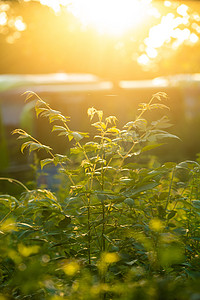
[0,0,200,78]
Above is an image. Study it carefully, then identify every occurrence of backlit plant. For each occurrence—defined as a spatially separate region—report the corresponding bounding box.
[1,92,200,299]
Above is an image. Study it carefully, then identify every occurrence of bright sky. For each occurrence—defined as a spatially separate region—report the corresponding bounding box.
[0,0,199,67]
[67,0,153,36]
[33,0,200,67]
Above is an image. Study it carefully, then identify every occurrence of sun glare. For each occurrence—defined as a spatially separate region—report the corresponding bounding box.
[5,0,199,67]
[67,0,153,36]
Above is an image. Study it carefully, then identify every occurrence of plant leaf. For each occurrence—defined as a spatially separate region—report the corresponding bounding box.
[40,158,55,170]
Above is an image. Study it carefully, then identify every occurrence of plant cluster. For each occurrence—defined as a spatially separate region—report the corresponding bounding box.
[1,92,200,299]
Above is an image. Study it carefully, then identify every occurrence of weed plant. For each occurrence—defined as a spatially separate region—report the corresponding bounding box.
[1,92,200,299]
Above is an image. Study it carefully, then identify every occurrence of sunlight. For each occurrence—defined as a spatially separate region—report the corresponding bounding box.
[14,18,26,31]
[0,12,7,26]
[138,5,200,66]
[67,0,153,36]
[39,0,70,13]
[16,0,200,68]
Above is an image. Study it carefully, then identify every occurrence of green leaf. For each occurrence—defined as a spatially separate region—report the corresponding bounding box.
[177,199,193,209]
[167,210,177,220]
[192,200,200,210]
[40,158,55,169]
[21,141,52,154]
[16,223,38,230]
[35,107,48,118]
[124,198,135,207]
[134,119,147,131]
[57,215,71,228]
[68,134,74,142]
[190,237,200,241]
[17,134,30,139]
[49,114,69,123]
[123,121,135,128]
[70,147,83,154]
[153,92,168,101]
[107,127,120,134]
[124,182,160,197]
[168,222,176,228]
[148,130,180,142]
[23,91,39,102]
[87,107,96,121]
[105,116,118,125]
[52,125,67,133]
[21,141,32,153]
[177,160,200,170]
[0,195,19,208]
[12,128,30,138]
[72,132,84,142]
[124,119,147,131]
[29,143,52,153]
[141,143,164,153]
[149,103,169,110]
[162,162,177,169]
[151,116,172,129]
[54,154,70,164]
[102,234,115,245]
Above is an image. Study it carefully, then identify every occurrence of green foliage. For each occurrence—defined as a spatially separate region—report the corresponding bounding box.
[1,91,200,299]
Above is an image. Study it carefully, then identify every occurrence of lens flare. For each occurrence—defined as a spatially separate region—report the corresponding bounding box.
[67,0,152,36]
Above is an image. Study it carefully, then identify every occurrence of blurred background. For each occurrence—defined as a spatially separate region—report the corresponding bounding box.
[1,0,200,187]
[0,0,200,78]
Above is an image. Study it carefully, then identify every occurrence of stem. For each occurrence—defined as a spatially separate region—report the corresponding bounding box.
[165,167,175,211]
[87,195,91,266]
[0,177,30,192]
[77,141,89,161]
[92,224,102,250]
[187,173,195,235]
[102,200,106,252]
[89,163,96,190]
[100,144,106,253]
[0,210,13,225]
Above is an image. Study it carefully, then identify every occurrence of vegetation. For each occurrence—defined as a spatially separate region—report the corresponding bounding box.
[1,92,200,299]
